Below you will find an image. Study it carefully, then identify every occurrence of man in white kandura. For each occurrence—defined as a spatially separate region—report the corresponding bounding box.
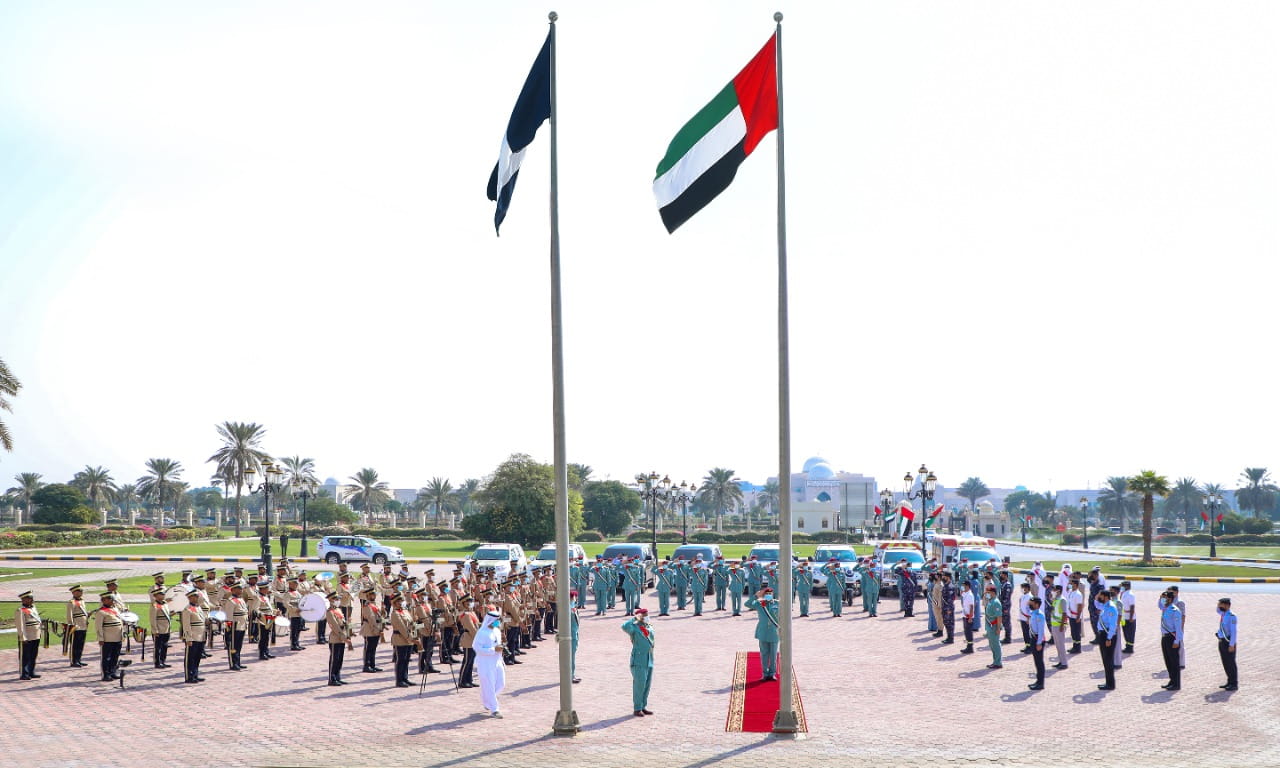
[473,609,506,718]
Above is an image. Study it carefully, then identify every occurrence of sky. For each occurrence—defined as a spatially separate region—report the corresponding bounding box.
[1,1,1278,498]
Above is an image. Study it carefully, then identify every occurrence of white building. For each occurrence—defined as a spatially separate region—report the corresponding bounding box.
[772,456,879,535]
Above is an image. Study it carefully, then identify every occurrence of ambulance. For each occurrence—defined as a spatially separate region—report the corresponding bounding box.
[929,535,1001,567]
[872,540,925,595]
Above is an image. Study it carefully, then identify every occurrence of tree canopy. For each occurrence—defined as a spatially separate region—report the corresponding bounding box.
[582,480,641,536]
[31,483,91,524]
[462,454,584,549]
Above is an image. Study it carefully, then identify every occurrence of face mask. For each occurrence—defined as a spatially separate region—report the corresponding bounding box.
[443,587,450,593]
[1217,607,1226,615]
[1159,598,1167,607]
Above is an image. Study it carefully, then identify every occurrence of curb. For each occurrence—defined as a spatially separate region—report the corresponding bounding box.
[0,554,464,566]
[1011,568,1280,584]
[997,539,1280,565]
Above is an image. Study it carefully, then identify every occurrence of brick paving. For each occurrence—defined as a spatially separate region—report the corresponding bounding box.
[1,586,1277,767]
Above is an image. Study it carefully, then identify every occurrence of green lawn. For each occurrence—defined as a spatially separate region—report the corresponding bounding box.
[1080,544,1280,560]
[0,567,101,581]
[1007,561,1278,579]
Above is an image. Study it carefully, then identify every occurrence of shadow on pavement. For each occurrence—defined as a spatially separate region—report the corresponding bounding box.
[680,737,774,768]
[999,690,1037,703]
[509,682,558,697]
[1204,690,1236,703]
[418,734,559,765]
[1139,690,1175,704]
[1071,690,1108,704]
[581,714,643,731]
[958,668,993,679]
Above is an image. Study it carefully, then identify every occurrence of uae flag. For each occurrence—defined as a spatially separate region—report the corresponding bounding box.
[897,502,916,536]
[923,503,944,528]
[1201,510,1210,522]
[486,31,552,234]
[653,34,778,233]
[873,505,884,518]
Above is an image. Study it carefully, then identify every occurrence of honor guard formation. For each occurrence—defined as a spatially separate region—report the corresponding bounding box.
[12,549,1244,713]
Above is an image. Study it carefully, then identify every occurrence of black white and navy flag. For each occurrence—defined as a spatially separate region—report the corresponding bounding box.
[486,31,551,234]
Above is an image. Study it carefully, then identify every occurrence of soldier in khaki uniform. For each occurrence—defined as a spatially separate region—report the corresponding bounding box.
[65,585,90,667]
[104,578,128,615]
[337,573,356,620]
[222,583,249,670]
[15,591,42,679]
[435,584,458,665]
[412,587,440,675]
[501,582,524,665]
[389,593,421,688]
[457,594,480,688]
[282,577,306,651]
[190,575,215,658]
[325,592,353,686]
[253,582,276,660]
[149,587,174,669]
[356,564,376,600]
[95,592,126,681]
[377,565,397,612]
[179,589,208,683]
[151,571,167,593]
[359,587,386,672]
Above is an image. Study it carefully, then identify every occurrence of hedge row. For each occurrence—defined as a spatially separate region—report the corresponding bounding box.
[625,529,865,545]
[0,526,218,549]
[1061,532,1280,547]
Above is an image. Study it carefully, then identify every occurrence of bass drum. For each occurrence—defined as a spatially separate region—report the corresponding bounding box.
[299,593,328,622]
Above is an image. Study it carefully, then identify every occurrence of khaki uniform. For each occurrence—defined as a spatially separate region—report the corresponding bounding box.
[223,595,249,630]
[390,609,417,647]
[66,599,89,631]
[326,608,352,644]
[179,604,208,642]
[360,603,386,637]
[95,608,125,643]
[338,581,355,609]
[107,590,129,615]
[16,604,41,641]
[150,601,174,635]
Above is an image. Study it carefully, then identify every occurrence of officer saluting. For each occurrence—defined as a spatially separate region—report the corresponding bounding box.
[746,588,781,682]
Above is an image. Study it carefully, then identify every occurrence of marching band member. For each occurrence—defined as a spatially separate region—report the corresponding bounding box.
[746,588,780,682]
[501,581,524,664]
[180,588,208,683]
[151,571,167,592]
[412,587,440,675]
[283,576,306,651]
[337,573,356,621]
[435,582,458,664]
[377,564,397,612]
[95,592,126,682]
[389,592,421,688]
[654,562,673,616]
[190,574,215,658]
[568,589,580,684]
[359,587,386,672]
[326,592,353,686]
[149,586,173,669]
[65,585,90,667]
[15,591,41,680]
[729,562,747,616]
[253,582,276,660]
[104,578,128,615]
[457,594,479,688]
[356,563,376,601]
[223,583,249,670]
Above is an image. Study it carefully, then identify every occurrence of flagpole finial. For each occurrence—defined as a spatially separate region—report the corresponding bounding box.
[549,11,558,22]
[774,11,783,22]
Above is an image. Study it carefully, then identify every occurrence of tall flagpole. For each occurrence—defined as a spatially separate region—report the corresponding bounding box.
[771,10,800,736]
[547,10,580,737]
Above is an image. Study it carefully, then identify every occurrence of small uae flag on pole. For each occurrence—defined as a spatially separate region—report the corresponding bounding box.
[653,35,778,233]
[923,503,944,528]
[897,502,916,537]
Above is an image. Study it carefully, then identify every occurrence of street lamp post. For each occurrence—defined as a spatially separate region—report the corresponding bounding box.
[1079,497,1089,550]
[1204,492,1222,558]
[672,482,696,545]
[903,465,936,541]
[638,473,672,558]
[294,478,318,558]
[878,488,893,540]
[1020,501,1028,544]
[246,460,286,573]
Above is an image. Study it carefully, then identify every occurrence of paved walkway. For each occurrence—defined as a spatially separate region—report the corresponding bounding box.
[2,585,1277,767]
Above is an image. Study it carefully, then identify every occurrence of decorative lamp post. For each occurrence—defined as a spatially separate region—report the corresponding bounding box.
[1020,501,1028,544]
[1079,497,1089,550]
[879,487,893,539]
[1204,492,1222,558]
[673,482,696,545]
[246,460,287,573]
[638,472,672,558]
[903,465,936,541]
[294,478,319,558]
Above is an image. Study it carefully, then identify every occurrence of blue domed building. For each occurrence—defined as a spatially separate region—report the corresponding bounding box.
[770,457,878,535]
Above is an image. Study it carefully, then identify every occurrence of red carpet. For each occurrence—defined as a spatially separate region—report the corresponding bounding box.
[725,651,807,733]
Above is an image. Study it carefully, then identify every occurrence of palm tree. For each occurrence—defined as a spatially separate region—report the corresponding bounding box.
[1128,470,1171,564]
[418,477,456,525]
[71,465,117,510]
[206,421,271,537]
[1236,468,1279,519]
[343,468,391,521]
[1097,476,1138,532]
[0,358,20,452]
[280,456,317,519]
[697,468,743,532]
[453,478,481,517]
[956,477,991,511]
[755,479,780,519]
[6,472,43,524]
[1165,477,1202,533]
[115,483,139,519]
[567,463,593,491]
[137,458,183,517]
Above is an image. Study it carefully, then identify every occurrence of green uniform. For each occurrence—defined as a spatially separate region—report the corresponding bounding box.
[794,566,813,616]
[621,616,654,712]
[745,595,780,680]
[673,561,690,610]
[822,563,845,616]
[729,568,747,615]
[621,561,642,615]
[655,568,673,616]
[712,560,729,611]
[605,564,618,609]
[984,594,1003,666]
[690,565,709,615]
[861,562,881,616]
[591,566,610,615]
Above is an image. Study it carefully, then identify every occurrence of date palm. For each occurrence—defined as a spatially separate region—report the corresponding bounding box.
[6,472,43,523]
[418,477,456,525]
[1236,467,1279,519]
[697,467,743,532]
[207,421,271,537]
[1097,476,1138,531]
[755,479,780,519]
[1128,470,1171,564]
[115,483,139,517]
[72,465,117,510]
[956,477,991,511]
[344,468,391,521]
[454,478,481,517]
[1165,477,1202,533]
[280,456,317,487]
[137,458,183,516]
[0,358,20,452]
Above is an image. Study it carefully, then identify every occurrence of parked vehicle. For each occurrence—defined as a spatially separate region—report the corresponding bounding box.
[809,545,862,603]
[928,535,1000,567]
[318,535,406,565]
[667,544,722,594]
[600,543,655,589]
[873,540,925,595]
[468,543,528,578]
[530,542,587,569]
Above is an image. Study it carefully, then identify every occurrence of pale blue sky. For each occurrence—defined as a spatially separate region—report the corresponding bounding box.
[2,1,1278,495]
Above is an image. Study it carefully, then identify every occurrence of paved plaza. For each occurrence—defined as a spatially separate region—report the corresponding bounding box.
[3,577,1277,768]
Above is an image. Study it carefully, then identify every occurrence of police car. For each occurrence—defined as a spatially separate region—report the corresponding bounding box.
[317,535,406,565]
[530,542,587,569]
[809,545,862,601]
[873,540,926,595]
[469,543,528,579]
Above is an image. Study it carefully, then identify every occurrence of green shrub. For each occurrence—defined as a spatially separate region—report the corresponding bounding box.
[576,530,605,542]
[808,531,853,544]
[626,530,683,543]
[0,531,37,548]
[1115,558,1181,567]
